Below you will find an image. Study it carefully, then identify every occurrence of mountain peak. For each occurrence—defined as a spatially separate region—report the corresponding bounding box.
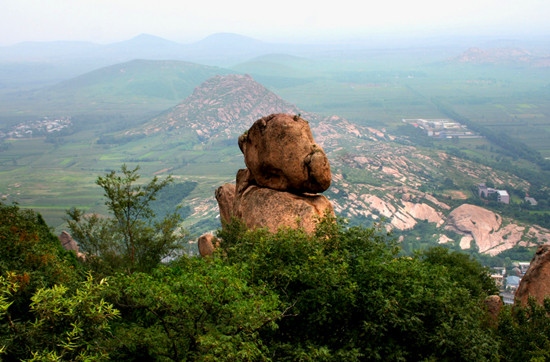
[116,33,180,47]
[135,74,301,140]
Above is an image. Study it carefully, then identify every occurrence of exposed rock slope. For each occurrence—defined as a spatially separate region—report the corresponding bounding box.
[133,74,301,141]
[444,204,548,256]
[515,245,550,305]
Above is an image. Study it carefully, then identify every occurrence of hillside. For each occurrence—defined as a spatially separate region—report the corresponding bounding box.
[119,74,550,256]
[131,74,302,141]
[48,59,230,101]
[311,121,550,255]
[0,60,232,117]
[1,68,549,258]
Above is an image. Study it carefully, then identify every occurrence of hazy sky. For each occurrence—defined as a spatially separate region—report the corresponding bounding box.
[1,0,549,45]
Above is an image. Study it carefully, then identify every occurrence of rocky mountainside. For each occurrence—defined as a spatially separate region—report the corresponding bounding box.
[309,120,550,255]
[130,74,302,141]
[131,73,550,256]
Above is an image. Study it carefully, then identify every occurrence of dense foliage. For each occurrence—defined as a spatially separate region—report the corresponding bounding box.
[217,217,499,360]
[0,203,81,319]
[3,194,550,359]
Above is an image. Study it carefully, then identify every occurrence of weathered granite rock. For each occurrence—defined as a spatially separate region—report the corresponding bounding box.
[215,183,237,226]
[215,113,334,237]
[238,113,331,193]
[445,204,528,255]
[484,295,503,326]
[232,185,334,234]
[515,244,550,306]
[198,233,219,257]
[58,231,85,260]
[59,231,79,252]
[216,167,334,234]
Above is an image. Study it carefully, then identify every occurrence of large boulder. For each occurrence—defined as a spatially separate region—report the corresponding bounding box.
[198,233,219,257]
[59,231,79,252]
[233,185,334,234]
[215,183,236,226]
[515,244,550,306]
[238,113,331,193]
[213,113,334,241]
[484,295,503,326]
[215,168,334,234]
[58,231,85,260]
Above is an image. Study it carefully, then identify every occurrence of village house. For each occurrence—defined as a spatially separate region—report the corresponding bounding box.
[477,183,509,204]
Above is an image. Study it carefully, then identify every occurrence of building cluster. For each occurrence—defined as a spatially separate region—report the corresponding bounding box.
[402,118,482,139]
[492,262,530,304]
[0,117,71,140]
[478,183,510,204]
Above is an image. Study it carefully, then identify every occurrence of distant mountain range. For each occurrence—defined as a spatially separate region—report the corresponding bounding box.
[0,33,303,91]
[0,33,309,67]
[2,32,549,93]
[450,47,550,67]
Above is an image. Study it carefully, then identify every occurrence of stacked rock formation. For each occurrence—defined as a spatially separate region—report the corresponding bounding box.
[215,113,334,237]
[515,244,550,306]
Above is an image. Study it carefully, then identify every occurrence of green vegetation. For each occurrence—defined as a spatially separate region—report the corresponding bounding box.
[3,198,550,360]
[1,51,550,240]
[66,165,186,274]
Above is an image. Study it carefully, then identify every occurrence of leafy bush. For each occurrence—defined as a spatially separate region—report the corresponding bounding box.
[104,258,281,361]
[498,298,550,361]
[66,165,186,274]
[0,203,81,317]
[218,217,499,360]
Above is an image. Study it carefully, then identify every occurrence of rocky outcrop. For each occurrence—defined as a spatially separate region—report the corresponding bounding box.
[484,295,503,326]
[445,204,544,256]
[232,185,333,233]
[238,113,331,194]
[402,201,444,225]
[446,204,501,241]
[215,113,334,238]
[215,183,236,226]
[58,231,85,259]
[198,233,219,257]
[515,245,550,306]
